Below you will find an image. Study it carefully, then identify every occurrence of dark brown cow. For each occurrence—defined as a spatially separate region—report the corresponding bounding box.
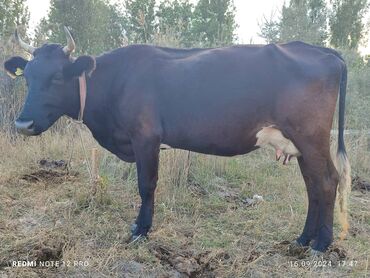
[4,27,351,254]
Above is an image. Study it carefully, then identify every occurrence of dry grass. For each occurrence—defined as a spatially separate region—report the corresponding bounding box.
[0,125,369,277]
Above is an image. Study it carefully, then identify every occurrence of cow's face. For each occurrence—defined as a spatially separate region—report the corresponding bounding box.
[4,28,95,136]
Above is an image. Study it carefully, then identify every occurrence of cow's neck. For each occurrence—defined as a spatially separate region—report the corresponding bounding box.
[78,54,119,143]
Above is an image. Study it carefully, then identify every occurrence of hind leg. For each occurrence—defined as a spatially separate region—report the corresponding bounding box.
[295,157,320,246]
[296,147,339,252]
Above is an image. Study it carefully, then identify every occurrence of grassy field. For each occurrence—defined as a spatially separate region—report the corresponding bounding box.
[0,125,369,277]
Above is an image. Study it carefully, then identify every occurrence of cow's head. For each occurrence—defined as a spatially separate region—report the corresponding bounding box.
[4,27,95,135]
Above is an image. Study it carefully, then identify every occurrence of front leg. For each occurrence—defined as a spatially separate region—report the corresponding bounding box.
[131,134,160,239]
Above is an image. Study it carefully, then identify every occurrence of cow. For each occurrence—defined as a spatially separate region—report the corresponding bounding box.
[4,27,351,254]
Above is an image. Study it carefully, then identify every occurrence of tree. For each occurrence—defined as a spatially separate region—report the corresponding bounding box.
[259,0,328,46]
[0,0,30,131]
[280,0,328,45]
[191,0,237,47]
[157,0,194,46]
[123,0,237,47]
[34,0,125,55]
[124,0,156,43]
[259,13,281,44]
[0,0,29,40]
[329,0,369,50]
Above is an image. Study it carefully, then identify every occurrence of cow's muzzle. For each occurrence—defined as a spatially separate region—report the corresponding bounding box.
[15,120,36,136]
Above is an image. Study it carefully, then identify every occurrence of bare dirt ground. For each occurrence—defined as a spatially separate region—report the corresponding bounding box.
[0,130,369,277]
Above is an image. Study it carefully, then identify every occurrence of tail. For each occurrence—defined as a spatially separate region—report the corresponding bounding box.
[336,62,351,240]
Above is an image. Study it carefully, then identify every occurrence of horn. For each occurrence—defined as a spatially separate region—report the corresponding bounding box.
[14,29,35,54]
[63,26,76,55]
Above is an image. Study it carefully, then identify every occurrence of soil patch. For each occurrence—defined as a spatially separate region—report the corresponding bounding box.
[39,159,67,170]
[189,178,262,208]
[352,176,370,193]
[149,241,233,277]
[20,169,78,185]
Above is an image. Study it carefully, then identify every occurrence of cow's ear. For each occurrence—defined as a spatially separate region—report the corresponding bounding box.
[4,56,28,79]
[63,55,96,80]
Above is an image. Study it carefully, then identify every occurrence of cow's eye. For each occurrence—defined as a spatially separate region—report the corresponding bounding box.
[51,72,64,85]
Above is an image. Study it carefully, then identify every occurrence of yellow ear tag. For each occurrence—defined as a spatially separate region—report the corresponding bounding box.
[15,68,23,76]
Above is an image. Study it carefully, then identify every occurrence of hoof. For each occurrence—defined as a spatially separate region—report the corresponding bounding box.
[131,234,142,242]
[309,248,325,258]
[291,240,303,247]
[126,233,146,244]
[130,223,138,234]
[129,223,148,243]
[287,240,308,257]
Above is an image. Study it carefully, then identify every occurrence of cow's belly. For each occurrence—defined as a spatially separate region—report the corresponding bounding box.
[162,120,261,156]
[166,141,259,156]
[160,97,303,157]
[161,125,301,165]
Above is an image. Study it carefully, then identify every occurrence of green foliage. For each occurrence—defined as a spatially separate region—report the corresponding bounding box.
[0,1,29,133]
[124,0,156,43]
[157,0,194,47]
[260,0,328,46]
[329,0,369,50]
[340,49,370,129]
[34,0,126,55]
[191,0,237,47]
[280,0,328,45]
[259,13,281,44]
[0,0,29,40]
[29,0,238,48]
[260,0,369,49]
[123,0,237,47]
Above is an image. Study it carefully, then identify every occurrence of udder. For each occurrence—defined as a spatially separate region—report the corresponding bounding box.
[255,126,301,165]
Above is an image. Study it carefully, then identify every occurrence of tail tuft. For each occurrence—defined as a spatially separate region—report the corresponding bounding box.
[336,150,351,240]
